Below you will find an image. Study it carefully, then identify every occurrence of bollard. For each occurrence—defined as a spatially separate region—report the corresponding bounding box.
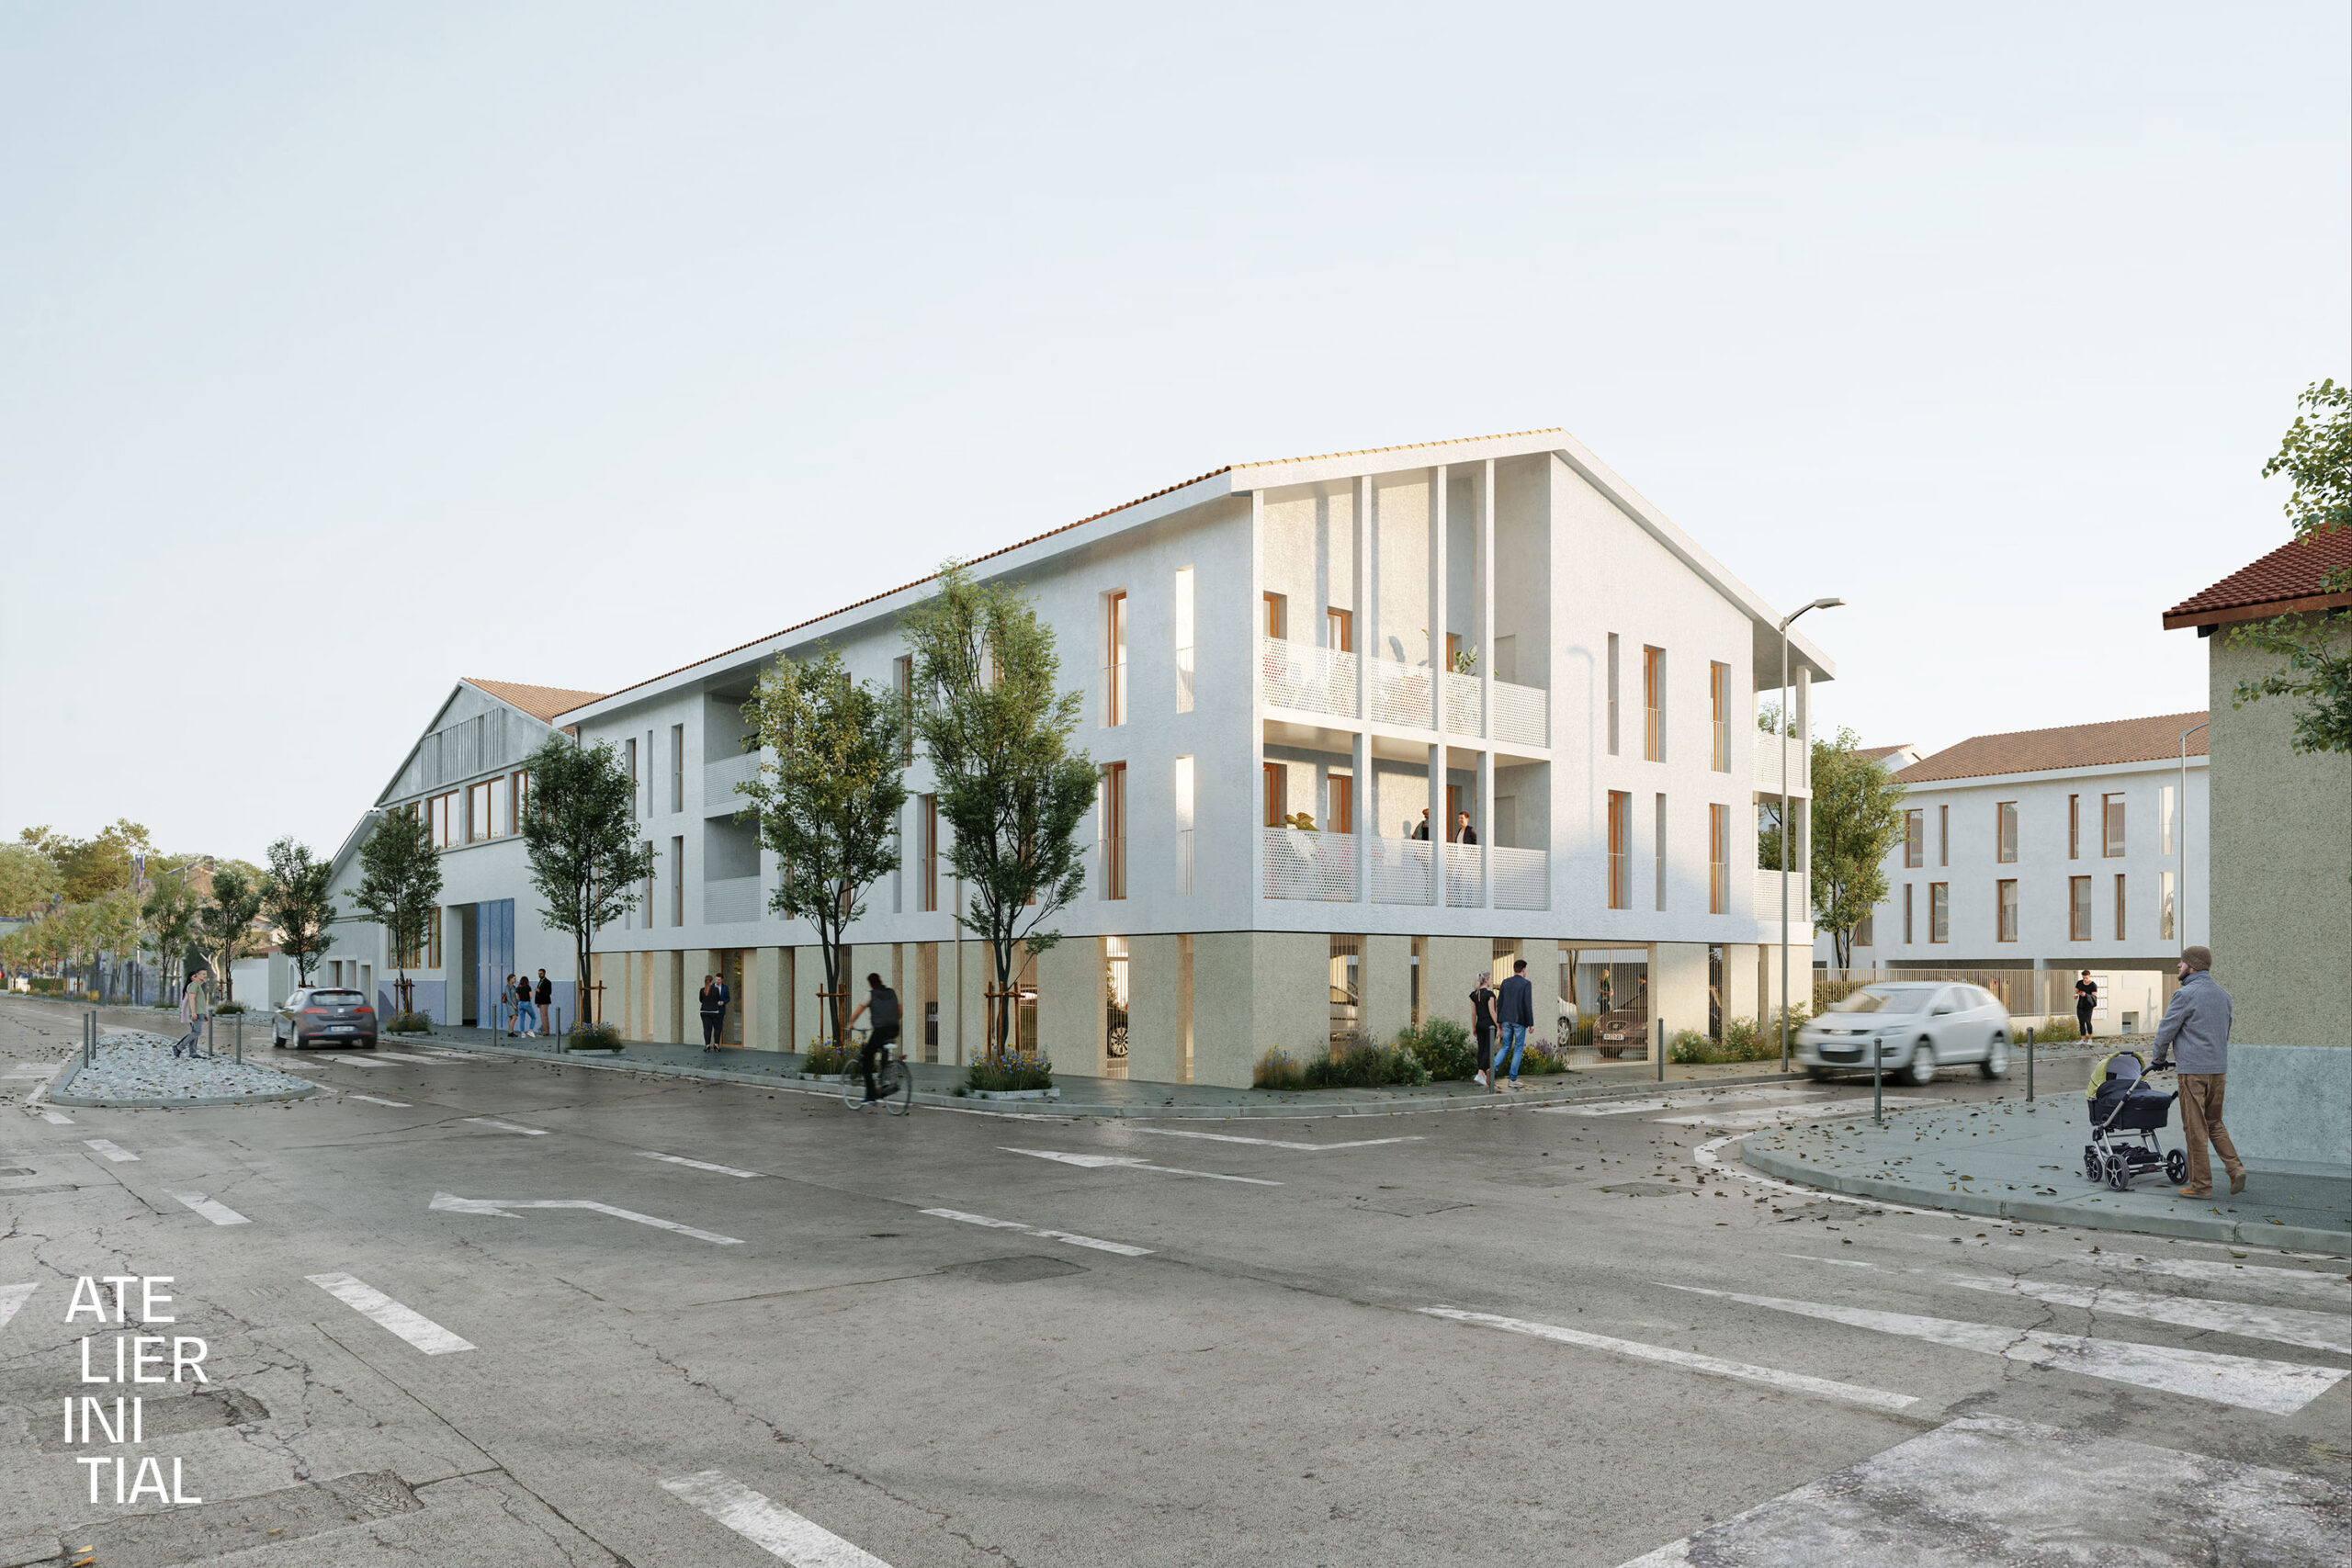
[2027,1027,2035,1101]
[1872,1025,1883,1125]
[553,1008,563,1053]
[207,1013,216,1060]
[1657,1017,1666,1083]
[235,1014,243,1065]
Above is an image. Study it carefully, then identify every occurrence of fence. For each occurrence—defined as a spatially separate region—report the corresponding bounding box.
[1491,845,1548,910]
[1261,828,1358,902]
[1261,638,1359,720]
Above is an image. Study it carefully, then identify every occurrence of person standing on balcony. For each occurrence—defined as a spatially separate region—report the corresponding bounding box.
[1495,958,1534,1089]
[1413,809,1430,840]
[1470,972,1497,1088]
[1453,811,1479,845]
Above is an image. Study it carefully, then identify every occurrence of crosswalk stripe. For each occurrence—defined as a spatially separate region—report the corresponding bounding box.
[82,1138,136,1162]
[343,1093,412,1108]
[1656,1097,1919,1129]
[923,1207,1153,1257]
[1418,1306,1918,1413]
[306,1272,475,1354]
[321,1054,390,1068]
[662,1469,891,1565]
[2002,1247,2351,1305]
[0,1281,35,1332]
[641,1152,761,1178]
[1544,1088,1829,1117]
[169,1191,250,1226]
[462,1117,550,1135]
[1668,1285,2347,1415]
[1003,1147,1279,1185]
[1121,1128,1422,1151]
[366,1050,449,1064]
[1942,1272,2351,1356]
[39,1110,73,1124]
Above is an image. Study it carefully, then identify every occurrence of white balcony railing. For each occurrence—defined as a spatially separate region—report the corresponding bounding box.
[1755,733,1808,795]
[1754,875,1812,930]
[1491,846,1548,910]
[1493,679,1548,748]
[1442,670,1483,736]
[1443,843,1483,908]
[1262,827,1358,901]
[1261,638,1359,720]
[1369,659,1434,728]
[1370,837,1432,904]
[704,875,762,925]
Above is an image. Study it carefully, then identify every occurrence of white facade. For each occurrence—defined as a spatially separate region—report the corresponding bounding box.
[553,428,1835,1086]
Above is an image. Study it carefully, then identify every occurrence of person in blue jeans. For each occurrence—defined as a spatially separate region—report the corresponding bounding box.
[1494,958,1535,1089]
[514,974,539,1037]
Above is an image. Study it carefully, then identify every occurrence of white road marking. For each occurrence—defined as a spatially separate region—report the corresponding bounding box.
[1418,1306,1917,1413]
[1656,1097,1920,1129]
[0,1281,35,1331]
[662,1469,890,1566]
[306,1272,475,1354]
[922,1207,1154,1257]
[1924,1241,2352,1303]
[639,1152,761,1178]
[430,1191,743,1245]
[1941,1272,2352,1356]
[321,1054,391,1068]
[1545,1088,1831,1117]
[1003,1147,1279,1185]
[368,1050,451,1064]
[1121,1127,1422,1151]
[1667,1285,2348,1416]
[462,1117,550,1135]
[1691,1134,1946,1216]
[39,1110,74,1124]
[83,1139,137,1163]
[343,1093,413,1108]
[169,1191,250,1226]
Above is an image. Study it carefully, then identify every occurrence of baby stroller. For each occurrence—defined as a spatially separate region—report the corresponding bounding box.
[2083,1049,2186,1191]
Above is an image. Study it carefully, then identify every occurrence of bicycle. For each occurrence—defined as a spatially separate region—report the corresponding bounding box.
[840,1025,913,1115]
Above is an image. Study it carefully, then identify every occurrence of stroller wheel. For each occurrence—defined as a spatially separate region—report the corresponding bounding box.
[2165,1149,2188,1185]
[2103,1154,2132,1191]
[2084,1145,2103,1183]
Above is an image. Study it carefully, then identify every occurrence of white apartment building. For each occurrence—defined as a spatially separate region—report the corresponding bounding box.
[1818,712,2211,1035]
[550,428,1834,1087]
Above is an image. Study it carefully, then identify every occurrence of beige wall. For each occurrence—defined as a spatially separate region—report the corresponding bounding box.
[1126,933,1182,1083]
[1654,942,1709,1046]
[1363,934,1413,1044]
[1035,936,1103,1073]
[748,947,787,1052]
[1724,942,1760,1026]
[1424,936,1489,1038]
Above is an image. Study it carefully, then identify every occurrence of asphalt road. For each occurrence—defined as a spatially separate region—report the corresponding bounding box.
[2,998,2346,1568]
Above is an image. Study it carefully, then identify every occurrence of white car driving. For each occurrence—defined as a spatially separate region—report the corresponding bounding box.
[1793,981,2011,1085]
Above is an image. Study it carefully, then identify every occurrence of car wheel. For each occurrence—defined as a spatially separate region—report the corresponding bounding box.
[1980,1033,2009,1080]
[1905,1041,1938,1086]
[1556,1018,1570,1050]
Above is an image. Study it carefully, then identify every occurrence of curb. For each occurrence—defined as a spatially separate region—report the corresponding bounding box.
[46,1053,322,1111]
[1740,1141,2349,1254]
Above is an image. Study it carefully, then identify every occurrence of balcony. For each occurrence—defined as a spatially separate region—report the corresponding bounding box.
[1755,733,1808,796]
[1442,843,1483,908]
[1267,638,1551,750]
[705,750,762,809]
[1754,874,1812,931]
[1493,681,1548,748]
[1261,638,1360,720]
[705,874,762,925]
[1262,827,1358,901]
[1370,837,1431,904]
[1491,845,1549,910]
[1370,658,1433,728]
[1442,670,1483,736]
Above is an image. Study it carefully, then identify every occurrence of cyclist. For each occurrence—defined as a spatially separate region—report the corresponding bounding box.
[843,971,902,1108]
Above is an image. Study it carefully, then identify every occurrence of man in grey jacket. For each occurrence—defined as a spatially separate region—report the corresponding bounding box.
[2150,945,2242,1198]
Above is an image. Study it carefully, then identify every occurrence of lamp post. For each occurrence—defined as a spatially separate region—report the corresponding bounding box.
[1779,596,1844,1072]
[2177,719,2207,953]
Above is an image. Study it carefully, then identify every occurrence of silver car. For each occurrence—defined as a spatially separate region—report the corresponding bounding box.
[1795,982,2010,1085]
[271,987,379,1049]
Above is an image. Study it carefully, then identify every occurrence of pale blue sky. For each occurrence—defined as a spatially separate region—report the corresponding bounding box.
[3,3,2346,862]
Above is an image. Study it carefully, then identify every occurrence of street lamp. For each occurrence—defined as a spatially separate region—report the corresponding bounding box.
[1779,596,1844,1073]
[2177,719,2208,953]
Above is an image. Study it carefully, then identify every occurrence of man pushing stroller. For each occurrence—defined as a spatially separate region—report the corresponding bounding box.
[2149,945,2244,1198]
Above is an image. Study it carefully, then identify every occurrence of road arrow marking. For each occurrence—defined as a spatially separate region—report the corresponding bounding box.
[83,1139,136,1162]
[922,1208,1153,1257]
[169,1191,249,1226]
[662,1469,892,1565]
[431,1191,742,1244]
[639,1151,761,1178]
[1122,1128,1422,1151]
[461,1117,550,1135]
[1002,1148,1279,1185]
[307,1272,475,1353]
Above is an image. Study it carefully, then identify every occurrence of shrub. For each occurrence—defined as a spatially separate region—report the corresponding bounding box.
[387,1011,434,1033]
[1303,1042,1430,1089]
[1253,1048,1306,1091]
[802,1039,854,1075]
[216,1000,249,1015]
[965,1055,1055,1093]
[1515,1039,1571,1075]
[1398,1018,1476,1081]
[567,1021,623,1051]
[1668,1018,1781,1065]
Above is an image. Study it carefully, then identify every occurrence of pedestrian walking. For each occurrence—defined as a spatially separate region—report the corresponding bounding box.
[2075,970,2098,1040]
[2150,945,2244,1198]
[1495,957,1533,1088]
[845,971,901,1102]
[1470,972,1497,1089]
[175,964,211,1059]
[698,974,729,1051]
[533,970,552,1037]
[514,974,539,1037]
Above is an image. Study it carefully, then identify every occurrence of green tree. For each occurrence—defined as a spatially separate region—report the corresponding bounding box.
[1809,728,1910,968]
[518,736,654,1028]
[262,837,337,987]
[899,561,1097,1059]
[737,648,910,1049]
[2229,378,2352,754]
[141,874,205,998]
[87,889,142,1002]
[0,842,61,918]
[351,810,445,1015]
[198,863,266,1002]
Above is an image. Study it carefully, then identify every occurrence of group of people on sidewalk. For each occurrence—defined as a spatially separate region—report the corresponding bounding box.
[503,971,553,1037]
[1469,958,1537,1089]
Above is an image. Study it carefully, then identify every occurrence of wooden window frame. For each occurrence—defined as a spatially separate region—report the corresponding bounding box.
[1329,773,1354,836]
[1261,592,1286,640]
[671,725,684,815]
[1102,762,1127,900]
[672,835,684,927]
[1996,878,2018,942]
[1642,646,1665,762]
[1996,801,2018,864]
[1903,809,1923,868]
[894,655,914,760]
[2113,873,2126,941]
[1606,791,1630,909]
[1903,884,1915,944]
[1104,592,1127,728]
[2102,794,2125,857]
[1606,634,1621,756]
[1938,803,1949,867]
[1262,761,1287,829]
[2068,874,2092,941]
[1708,661,1730,773]
[627,739,639,820]
[1928,882,1950,943]
[1327,606,1352,653]
[920,794,938,913]
[1707,802,1729,914]
[1654,793,1668,912]
[2068,794,2080,859]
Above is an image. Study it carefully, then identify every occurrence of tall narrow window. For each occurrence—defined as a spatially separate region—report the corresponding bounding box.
[643,840,655,930]
[920,795,938,913]
[1708,662,1730,772]
[2103,794,2125,856]
[894,655,914,760]
[1104,592,1127,728]
[1855,908,1874,946]
[670,724,684,814]
[2069,875,2091,941]
[1329,773,1354,836]
[1654,794,1668,911]
[1327,606,1352,652]
[1708,803,1729,914]
[2113,874,2127,941]
[1102,762,1126,900]
[1904,809,1923,868]
[1262,761,1287,828]
[1174,755,1195,896]
[1938,804,1949,866]
[512,770,530,824]
[1996,802,2018,863]
[1929,883,1950,943]
[1606,634,1621,756]
[1903,884,1915,944]
[627,739,639,819]
[1445,632,1462,672]
[672,835,684,926]
[2159,869,2176,941]
[2159,784,2176,856]
[1996,879,2018,942]
[1261,592,1286,639]
[1642,646,1665,761]
[1174,567,1195,714]
[2068,795,2081,859]
[1607,791,1630,908]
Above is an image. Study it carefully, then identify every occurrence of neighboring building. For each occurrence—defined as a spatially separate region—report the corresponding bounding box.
[1816,714,2211,1035]
[549,427,1835,1086]
[2164,530,2351,1168]
[315,677,605,1027]
[1854,742,1922,770]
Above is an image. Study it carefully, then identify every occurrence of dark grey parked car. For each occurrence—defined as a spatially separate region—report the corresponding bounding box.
[272,987,378,1049]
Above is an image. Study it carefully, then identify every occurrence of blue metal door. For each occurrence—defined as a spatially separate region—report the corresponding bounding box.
[480,899,514,1030]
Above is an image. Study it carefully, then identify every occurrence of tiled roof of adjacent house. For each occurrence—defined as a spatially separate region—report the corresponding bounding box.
[2163,528,2352,628]
[1855,744,1913,763]
[463,677,609,725]
[1895,712,2209,784]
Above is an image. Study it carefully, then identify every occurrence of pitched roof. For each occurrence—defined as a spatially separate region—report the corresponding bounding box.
[2163,529,2352,629]
[1896,712,2209,784]
[1855,744,1914,763]
[462,677,608,725]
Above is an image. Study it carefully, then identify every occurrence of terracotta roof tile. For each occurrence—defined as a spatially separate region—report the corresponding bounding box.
[463,677,609,725]
[2164,529,2352,627]
[1897,712,2209,784]
[1855,744,1913,762]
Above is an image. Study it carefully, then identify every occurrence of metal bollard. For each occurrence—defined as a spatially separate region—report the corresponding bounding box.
[236,1014,243,1065]
[1872,1027,1883,1124]
[207,1013,216,1059]
[2027,1027,2035,1101]
[1657,1018,1666,1083]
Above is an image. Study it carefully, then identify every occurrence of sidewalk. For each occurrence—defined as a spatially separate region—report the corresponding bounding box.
[413,1021,1821,1118]
[1740,1098,2351,1253]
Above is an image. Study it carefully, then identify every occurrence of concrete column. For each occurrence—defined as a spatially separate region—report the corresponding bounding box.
[1126,932,1182,1085]
[1427,742,1445,907]
[1249,488,1267,911]
[1478,747,1495,908]
[1364,933,1413,1045]
[1478,458,1494,742]
[1429,465,1448,735]
[1654,942,1711,1055]
[1352,729,1371,903]
[1425,936,1488,1038]
[1354,473,1373,719]
[1035,935,1103,1076]
[749,947,787,1052]
[1191,931,1256,1088]
[1724,942,1760,1029]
